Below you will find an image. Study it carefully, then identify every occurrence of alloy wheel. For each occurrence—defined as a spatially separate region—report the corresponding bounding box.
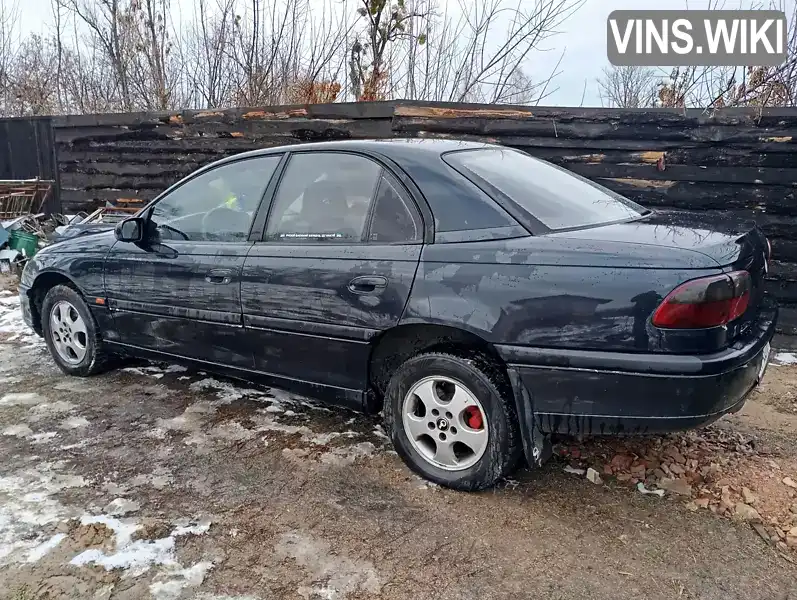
[49,300,88,365]
[401,375,489,471]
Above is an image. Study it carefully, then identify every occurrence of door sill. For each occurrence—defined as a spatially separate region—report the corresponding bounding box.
[106,341,367,412]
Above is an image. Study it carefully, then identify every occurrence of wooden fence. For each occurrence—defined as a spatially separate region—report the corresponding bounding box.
[46,101,797,346]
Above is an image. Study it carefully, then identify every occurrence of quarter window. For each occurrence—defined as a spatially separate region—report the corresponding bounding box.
[368,173,422,243]
[149,156,280,243]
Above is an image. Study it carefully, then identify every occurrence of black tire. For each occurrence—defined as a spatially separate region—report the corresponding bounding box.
[41,284,113,376]
[384,352,522,491]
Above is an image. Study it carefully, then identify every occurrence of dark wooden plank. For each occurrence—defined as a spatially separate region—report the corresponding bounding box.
[59,138,268,154]
[55,125,178,145]
[394,115,797,143]
[597,178,797,215]
[60,187,159,207]
[766,261,797,304]
[58,150,227,165]
[776,306,797,337]
[394,101,797,125]
[60,173,177,190]
[402,130,797,153]
[521,146,797,169]
[60,161,203,176]
[568,163,797,186]
[179,117,392,140]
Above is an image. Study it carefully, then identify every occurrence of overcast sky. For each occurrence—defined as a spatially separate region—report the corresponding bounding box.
[12,0,795,107]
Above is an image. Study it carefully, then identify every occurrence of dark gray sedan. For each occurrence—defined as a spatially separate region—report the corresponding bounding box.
[19,139,776,490]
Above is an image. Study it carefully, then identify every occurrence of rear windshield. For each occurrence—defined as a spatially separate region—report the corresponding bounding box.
[443,148,648,231]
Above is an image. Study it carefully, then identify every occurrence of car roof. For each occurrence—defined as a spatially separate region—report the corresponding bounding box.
[213,138,494,167]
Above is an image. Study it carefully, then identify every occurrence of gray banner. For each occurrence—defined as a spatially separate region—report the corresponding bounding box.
[607,10,787,66]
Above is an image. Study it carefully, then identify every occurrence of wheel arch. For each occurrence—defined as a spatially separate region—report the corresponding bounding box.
[367,323,508,408]
[368,322,546,469]
[26,271,81,335]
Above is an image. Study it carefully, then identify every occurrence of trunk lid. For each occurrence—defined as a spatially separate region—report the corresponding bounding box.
[550,210,767,268]
[551,210,771,339]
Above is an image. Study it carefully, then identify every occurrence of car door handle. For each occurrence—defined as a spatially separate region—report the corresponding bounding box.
[348,276,388,294]
[205,269,234,285]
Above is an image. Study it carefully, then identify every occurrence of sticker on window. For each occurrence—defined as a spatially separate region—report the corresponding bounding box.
[278,232,346,239]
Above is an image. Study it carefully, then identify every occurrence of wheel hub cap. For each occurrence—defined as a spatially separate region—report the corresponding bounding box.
[49,300,88,365]
[402,376,489,472]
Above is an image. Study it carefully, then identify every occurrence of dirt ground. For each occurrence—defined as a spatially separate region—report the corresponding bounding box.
[2,275,797,600]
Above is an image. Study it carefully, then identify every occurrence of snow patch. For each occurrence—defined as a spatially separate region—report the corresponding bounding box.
[773,352,797,365]
[29,400,77,417]
[189,377,266,403]
[0,462,88,564]
[70,515,212,579]
[0,392,47,406]
[2,423,33,437]
[104,498,141,517]
[26,532,66,563]
[171,516,212,537]
[150,561,214,600]
[60,416,90,429]
[0,295,43,346]
[30,432,59,444]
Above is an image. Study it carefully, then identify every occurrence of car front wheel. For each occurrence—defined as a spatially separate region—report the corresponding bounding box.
[41,284,112,376]
[384,352,522,491]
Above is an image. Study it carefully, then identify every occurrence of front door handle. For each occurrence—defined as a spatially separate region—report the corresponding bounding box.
[205,269,234,285]
[348,275,388,294]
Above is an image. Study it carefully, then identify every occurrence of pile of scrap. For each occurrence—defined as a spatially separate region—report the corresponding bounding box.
[1,193,147,275]
[52,197,147,240]
[0,179,55,273]
[0,180,53,219]
[0,185,144,274]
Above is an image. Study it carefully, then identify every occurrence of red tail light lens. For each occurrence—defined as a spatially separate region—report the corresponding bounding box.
[652,271,751,329]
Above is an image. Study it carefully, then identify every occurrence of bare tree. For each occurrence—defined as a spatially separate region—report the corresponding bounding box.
[127,0,176,110]
[7,35,62,115]
[179,0,236,108]
[597,65,658,108]
[392,0,583,105]
[0,1,20,114]
[58,0,137,110]
[349,0,427,101]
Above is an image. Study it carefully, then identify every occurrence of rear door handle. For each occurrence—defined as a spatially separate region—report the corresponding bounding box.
[348,275,388,294]
[205,269,234,285]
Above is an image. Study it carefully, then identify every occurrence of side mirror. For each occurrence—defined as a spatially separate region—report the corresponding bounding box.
[115,217,145,243]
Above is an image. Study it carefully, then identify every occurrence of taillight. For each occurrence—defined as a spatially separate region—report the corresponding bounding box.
[652,271,751,329]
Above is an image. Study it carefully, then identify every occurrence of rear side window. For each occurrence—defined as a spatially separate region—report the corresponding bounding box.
[443,148,647,231]
[265,153,381,242]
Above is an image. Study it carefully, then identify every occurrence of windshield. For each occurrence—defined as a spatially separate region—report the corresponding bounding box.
[443,148,648,231]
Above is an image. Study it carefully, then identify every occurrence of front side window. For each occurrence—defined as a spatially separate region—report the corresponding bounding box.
[265,153,382,243]
[443,148,648,231]
[149,155,280,243]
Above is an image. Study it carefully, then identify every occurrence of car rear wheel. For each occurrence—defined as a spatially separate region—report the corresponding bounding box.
[42,284,112,376]
[384,352,522,491]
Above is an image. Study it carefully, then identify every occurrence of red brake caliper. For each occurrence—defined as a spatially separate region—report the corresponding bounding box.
[464,406,483,430]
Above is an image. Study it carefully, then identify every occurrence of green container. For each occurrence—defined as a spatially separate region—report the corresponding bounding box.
[9,230,39,258]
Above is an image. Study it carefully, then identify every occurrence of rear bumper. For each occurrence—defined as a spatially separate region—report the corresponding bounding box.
[500,300,777,436]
